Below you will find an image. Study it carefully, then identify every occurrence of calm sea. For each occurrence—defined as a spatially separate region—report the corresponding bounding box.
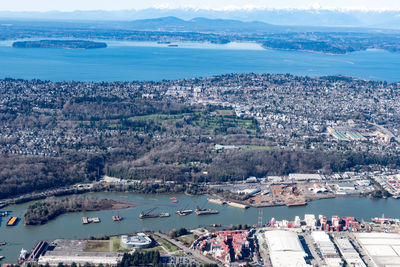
[0,41,399,82]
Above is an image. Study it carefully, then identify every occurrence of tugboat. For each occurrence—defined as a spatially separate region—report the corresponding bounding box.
[17,248,29,264]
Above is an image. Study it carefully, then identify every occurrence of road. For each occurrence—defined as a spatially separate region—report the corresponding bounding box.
[154,232,217,265]
[302,233,325,267]
[255,231,272,267]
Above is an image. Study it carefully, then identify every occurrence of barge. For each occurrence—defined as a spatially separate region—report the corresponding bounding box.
[286,202,307,207]
[7,216,18,226]
[176,209,193,216]
[195,208,219,215]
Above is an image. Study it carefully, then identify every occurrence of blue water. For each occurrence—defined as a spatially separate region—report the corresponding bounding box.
[0,43,399,82]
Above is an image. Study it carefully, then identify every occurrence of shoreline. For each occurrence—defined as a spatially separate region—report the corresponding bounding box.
[0,181,387,212]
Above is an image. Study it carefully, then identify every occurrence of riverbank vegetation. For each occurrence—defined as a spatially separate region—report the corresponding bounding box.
[24,196,134,225]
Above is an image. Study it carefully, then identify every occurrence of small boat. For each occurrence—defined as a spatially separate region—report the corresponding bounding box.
[90,217,101,223]
[172,200,178,203]
[170,197,177,200]
[0,242,6,246]
[0,256,4,260]
[0,211,8,217]
[82,217,89,224]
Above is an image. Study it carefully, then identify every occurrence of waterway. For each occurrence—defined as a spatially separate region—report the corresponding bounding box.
[0,192,399,262]
[0,41,399,82]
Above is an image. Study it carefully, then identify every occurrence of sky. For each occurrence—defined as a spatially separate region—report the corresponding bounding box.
[0,0,399,12]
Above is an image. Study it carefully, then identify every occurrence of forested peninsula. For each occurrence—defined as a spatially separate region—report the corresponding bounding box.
[12,40,107,49]
[24,196,135,225]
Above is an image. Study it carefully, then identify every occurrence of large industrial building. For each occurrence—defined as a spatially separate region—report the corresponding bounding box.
[289,173,323,181]
[355,232,400,267]
[264,230,310,267]
[311,231,342,267]
[37,239,122,266]
[334,236,366,267]
[120,233,152,249]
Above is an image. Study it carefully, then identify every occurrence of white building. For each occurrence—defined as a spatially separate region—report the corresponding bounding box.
[304,214,317,228]
[264,230,310,267]
[311,231,342,267]
[334,236,366,267]
[355,232,400,267]
[294,216,301,227]
[289,173,322,181]
[236,188,261,195]
[121,233,152,249]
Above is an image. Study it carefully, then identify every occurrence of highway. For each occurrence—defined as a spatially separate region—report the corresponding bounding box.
[154,232,217,265]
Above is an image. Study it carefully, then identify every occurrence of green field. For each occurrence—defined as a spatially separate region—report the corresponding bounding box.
[154,236,180,252]
[110,236,131,252]
[177,233,197,246]
[142,245,165,254]
[128,113,191,123]
[83,240,111,252]
[108,112,258,134]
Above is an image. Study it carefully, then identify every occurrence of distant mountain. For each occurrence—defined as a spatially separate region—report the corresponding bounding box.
[125,16,282,33]
[1,8,400,29]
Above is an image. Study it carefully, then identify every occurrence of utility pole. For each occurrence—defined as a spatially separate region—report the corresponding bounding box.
[258,208,263,227]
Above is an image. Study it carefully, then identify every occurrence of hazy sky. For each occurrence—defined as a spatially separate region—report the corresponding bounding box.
[1,0,399,12]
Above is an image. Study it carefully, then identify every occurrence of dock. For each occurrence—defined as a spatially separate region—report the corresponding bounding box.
[27,241,47,261]
[208,198,226,205]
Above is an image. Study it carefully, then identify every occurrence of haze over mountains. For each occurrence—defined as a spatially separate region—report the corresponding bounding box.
[1,8,400,29]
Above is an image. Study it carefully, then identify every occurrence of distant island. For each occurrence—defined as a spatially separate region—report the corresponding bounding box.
[3,18,400,54]
[12,40,107,49]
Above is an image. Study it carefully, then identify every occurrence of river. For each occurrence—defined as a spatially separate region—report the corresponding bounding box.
[0,41,399,82]
[0,192,399,262]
